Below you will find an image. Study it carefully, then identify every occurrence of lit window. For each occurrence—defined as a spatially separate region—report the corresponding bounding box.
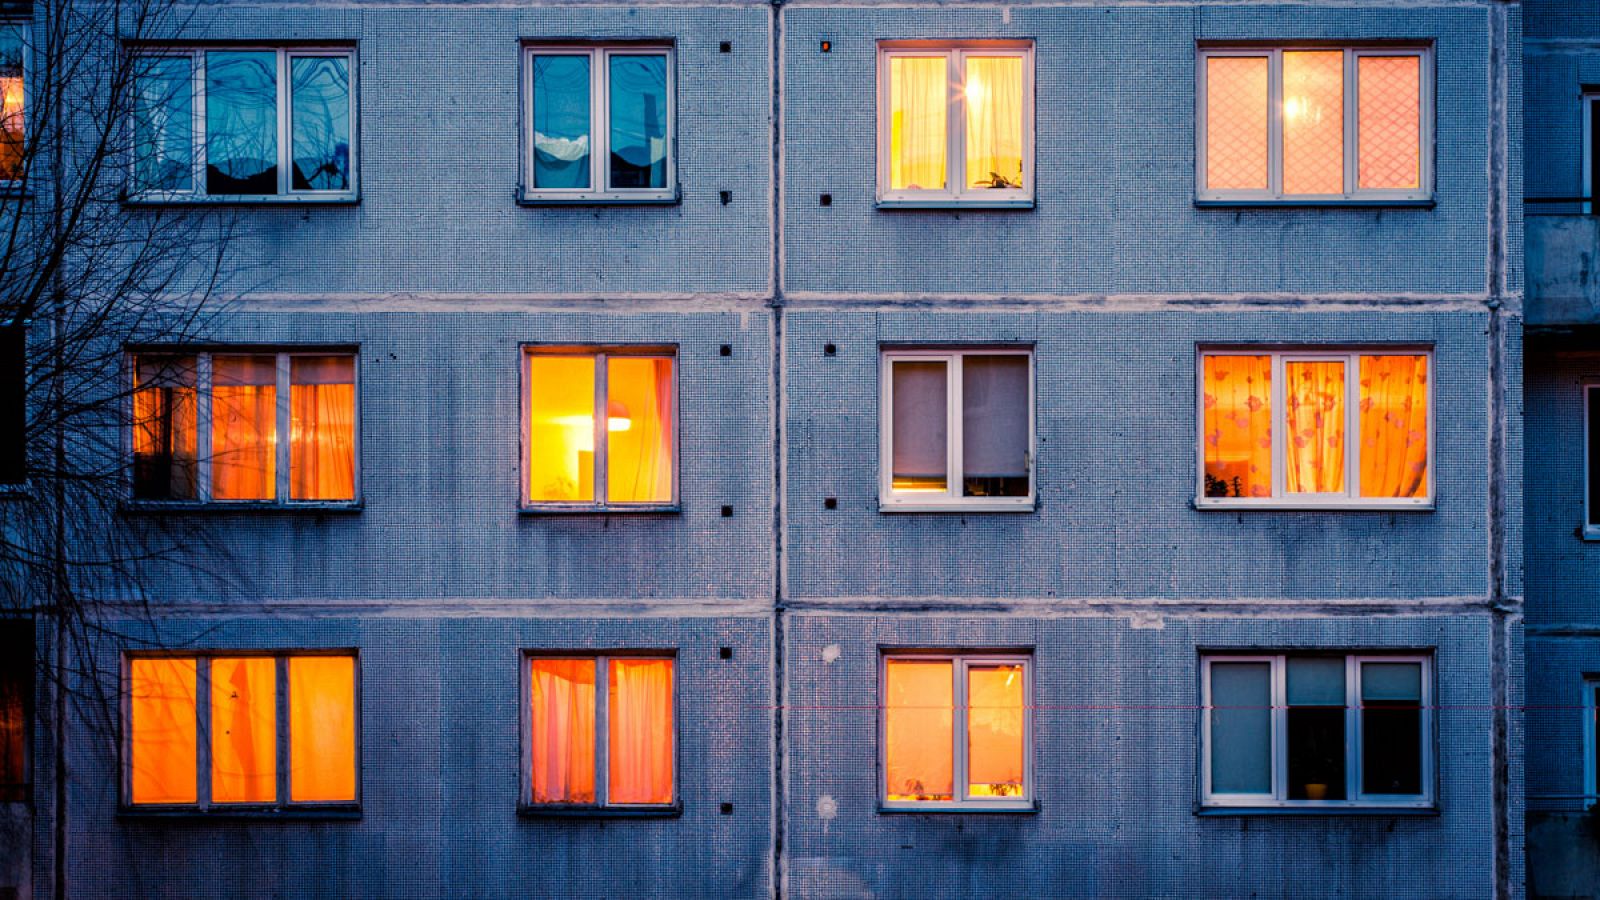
[1198,47,1430,202]
[523,347,676,510]
[881,653,1030,810]
[880,348,1033,510]
[1,325,22,485]
[1202,653,1433,808]
[130,48,355,199]
[877,42,1033,207]
[1197,348,1431,507]
[525,654,675,810]
[522,45,675,203]
[0,622,29,803]
[125,652,357,809]
[0,22,23,184]
[131,350,358,505]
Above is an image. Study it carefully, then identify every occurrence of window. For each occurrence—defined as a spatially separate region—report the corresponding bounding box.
[1583,91,1600,214]
[877,42,1033,207]
[523,654,675,811]
[0,325,22,485]
[129,48,355,200]
[1584,679,1600,808]
[880,348,1033,511]
[880,653,1031,811]
[522,44,674,203]
[1197,348,1431,508]
[1201,654,1432,809]
[0,22,24,184]
[131,350,358,505]
[1198,47,1431,202]
[0,621,30,803]
[124,652,357,809]
[523,347,676,510]
[1585,385,1600,538]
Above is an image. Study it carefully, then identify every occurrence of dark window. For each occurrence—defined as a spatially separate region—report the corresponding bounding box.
[0,326,21,485]
[1588,386,1600,529]
[0,620,31,803]
[1285,657,1347,801]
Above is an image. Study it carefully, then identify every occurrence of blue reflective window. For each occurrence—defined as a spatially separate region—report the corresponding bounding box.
[608,55,666,189]
[523,46,671,199]
[134,57,193,192]
[291,57,351,192]
[531,55,591,190]
[205,51,277,195]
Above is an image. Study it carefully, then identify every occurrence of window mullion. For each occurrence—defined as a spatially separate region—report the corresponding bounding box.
[1346,656,1361,801]
[593,50,607,194]
[1344,50,1358,197]
[596,656,610,807]
[948,354,963,501]
[277,655,290,805]
[594,354,609,504]
[948,52,963,199]
[276,353,291,502]
[954,658,968,802]
[1345,354,1360,499]
[1270,354,1285,499]
[277,49,290,195]
[1269,50,1284,198]
[198,353,214,501]
[196,657,212,809]
[192,50,207,196]
[1271,656,1288,801]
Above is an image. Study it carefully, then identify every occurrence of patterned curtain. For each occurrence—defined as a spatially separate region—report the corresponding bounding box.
[1203,355,1272,498]
[1285,360,1346,493]
[1359,355,1429,498]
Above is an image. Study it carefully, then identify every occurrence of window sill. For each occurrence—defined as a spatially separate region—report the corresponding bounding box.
[1196,803,1436,817]
[121,193,360,207]
[1581,526,1600,542]
[518,804,681,819]
[876,197,1034,210]
[518,188,680,207]
[520,503,680,515]
[879,499,1036,514]
[121,500,363,515]
[1193,197,1434,209]
[118,805,361,821]
[879,800,1038,814]
[1193,498,1433,513]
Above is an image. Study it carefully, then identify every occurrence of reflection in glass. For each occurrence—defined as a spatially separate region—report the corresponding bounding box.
[135,56,194,191]
[291,57,350,191]
[532,55,591,189]
[132,355,199,500]
[206,51,278,194]
[609,54,667,189]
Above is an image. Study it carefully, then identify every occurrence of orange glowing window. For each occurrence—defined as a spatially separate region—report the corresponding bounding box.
[0,24,23,183]
[526,654,675,808]
[883,654,1029,808]
[211,657,276,803]
[0,622,28,803]
[128,658,198,805]
[1204,56,1269,191]
[289,655,357,802]
[525,349,675,508]
[289,356,357,501]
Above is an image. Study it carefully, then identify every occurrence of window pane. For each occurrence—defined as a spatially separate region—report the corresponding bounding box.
[1358,355,1428,499]
[205,51,278,195]
[0,25,21,182]
[135,56,193,192]
[210,657,276,804]
[608,54,668,190]
[529,658,596,804]
[1590,389,1600,528]
[1357,56,1421,191]
[531,55,591,190]
[1285,360,1346,494]
[962,355,1028,497]
[132,355,199,501]
[1360,662,1423,795]
[967,664,1024,798]
[608,659,673,805]
[289,356,355,501]
[606,357,673,503]
[1286,657,1345,706]
[889,56,947,191]
[290,56,350,191]
[129,658,197,804]
[0,326,19,484]
[527,355,596,503]
[0,624,29,802]
[891,360,948,492]
[964,56,1023,190]
[1202,355,1271,499]
[288,656,356,802]
[884,659,954,801]
[212,355,277,501]
[1282,50,1345,195]
[1205,56,1269,191]
[1286,658,1346,801]
[1209,661,1270,794]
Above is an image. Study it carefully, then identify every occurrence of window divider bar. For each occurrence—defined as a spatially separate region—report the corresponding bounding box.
[1270,656,1287,801]
[276,655,291,805]
[1344,50,1359,196]
[948,355,963,501]
[594,354,609,504]
[594,49,609,193]
[1344,354,1360,499]
[1345,656,1361,801]
[197,352,213,501]
[955,659,969,801]
[275,48,289,196]
[275,353,291,502]
[1268,49,1284,196]
[196,657,212,810]
[596,656,610,807]
[1269,355,1286,499]
[948,52,965,197]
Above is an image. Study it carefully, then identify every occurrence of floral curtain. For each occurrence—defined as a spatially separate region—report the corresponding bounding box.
[1202,355,1271,498]
[529,658,596,804]
[290,356,356,501]
[965,56,1023,189]
[1359,355,1429,498]
[211,657,276,803]
[607,659,673,805]
[1285,360,1346,493]
[212,355,277,500]
[889,56,947,191]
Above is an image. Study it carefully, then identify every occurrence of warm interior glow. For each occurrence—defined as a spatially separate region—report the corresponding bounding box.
[211,657,276,803]
[885,659,954,801]
[607,658,673,805]
[606,357,674,503]
[0,74,22,180]
[1285,360,1347,493]
[964,57,1023,190]
[132,355,199,500]
[529,658,596,804]
[1357,56,1421,190]
[889,56,948,191]
[967,665,1025,798]
[212,355,277,501]
[288,656,356,802]
[527,355,597,502]
[1282,51,1345,194]
[1202,355,1272,499]
[1358,355,1429,498]
[129,658,197,804]
[289,356,356,501]
[1206,56,1269,191]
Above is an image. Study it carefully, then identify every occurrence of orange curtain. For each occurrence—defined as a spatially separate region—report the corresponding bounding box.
[289,356,356,501]
[1359,355,1429,498]
[132,355,199,500]
[967,664,1024,798]
[211,657,276,803]
[0,73,21,181]
[607,659,673,805]
[288,656,356,802]
[1202,355,1272,498]
[607,357,674,503]
[884,659,953,802]
[212,355,277,501]
[1285,361,1346,493]
[129,658,197,804]
[529,659,596,804]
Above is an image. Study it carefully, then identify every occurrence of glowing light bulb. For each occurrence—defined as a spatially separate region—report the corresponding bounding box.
[964,77,987,106]
[607,416,631,432]
[1004,668,1016,687]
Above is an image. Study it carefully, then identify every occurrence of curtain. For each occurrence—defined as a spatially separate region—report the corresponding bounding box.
[129,658,197,804]
[891,360,948,491]
[1282,50,1345,195]
[132,355,198,500]
[1205,56,1269,191]
[211,657,276,803]
[608,659,673,805]
[290,356,356,501]
[889,56,947,191]
[964,56,1023,189]
[527,355,596,503]
[1285,360,1346,493]
[1357,56,1421,191]
[1358,355,1429,498]
[1202,355,1271,499]
[967,664,1024,797]
[288,656,356,802]
[606,357,674,503]
[212,355,276,500]
[529,659,596,804]
[884,659,953,802]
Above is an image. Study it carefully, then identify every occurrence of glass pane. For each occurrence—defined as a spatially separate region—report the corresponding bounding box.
[527,355,596,503]
[135,56,193,192]
[1360,662,1423,795]
[1282,50,1345,195]
[962,355,1028,497]
[891,360,948,492]
[288,656,356,802]
[608,54,668,189]
[212,355,277,501]
[889,56,947,191]
[1205,56,1269,191]
[1209,661,1270,794]
[290,56,350,191]
[607,357,673,503]
[1358,355,1429,499]
[132,355,198,501]
[1590,389,1600,528]
[1286,657,1345,706]
[964,56,1023,190]
[129,658,197,804]
[1357,56,1421,191]
[1201,355,1271,499]
[205,51,279,195]
[0,626,25,800]
[531,55,591,190]
[211,657,276,804]
[1286,657,1346,801]
[884,659,953,801]
[1285,360,1346,494]
[290,356,356,501]
[0,24,21,181]
[967,664,1025,798]
[529,658,596,804]
[608,659,673,805]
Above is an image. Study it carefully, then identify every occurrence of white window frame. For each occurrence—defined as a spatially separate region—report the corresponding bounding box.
[878,652,1033,812]
[1200,653,1435,810]
[1585,384,1600,539]
[1194,346,1434,511]
[127,348,361,506]
[1584,91,1599,215]
[520,44,677,204]
[879,347,1035,512]
[1195,46,1433,204]
[876,41,1035,209]
[1584,678,1600,809]
[127,46,358,203]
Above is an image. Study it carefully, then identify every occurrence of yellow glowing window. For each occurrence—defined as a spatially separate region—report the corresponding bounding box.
[883,654,1029,808]
[526,654,675,808]
[525,349,675,507]
[0,23,22,183]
